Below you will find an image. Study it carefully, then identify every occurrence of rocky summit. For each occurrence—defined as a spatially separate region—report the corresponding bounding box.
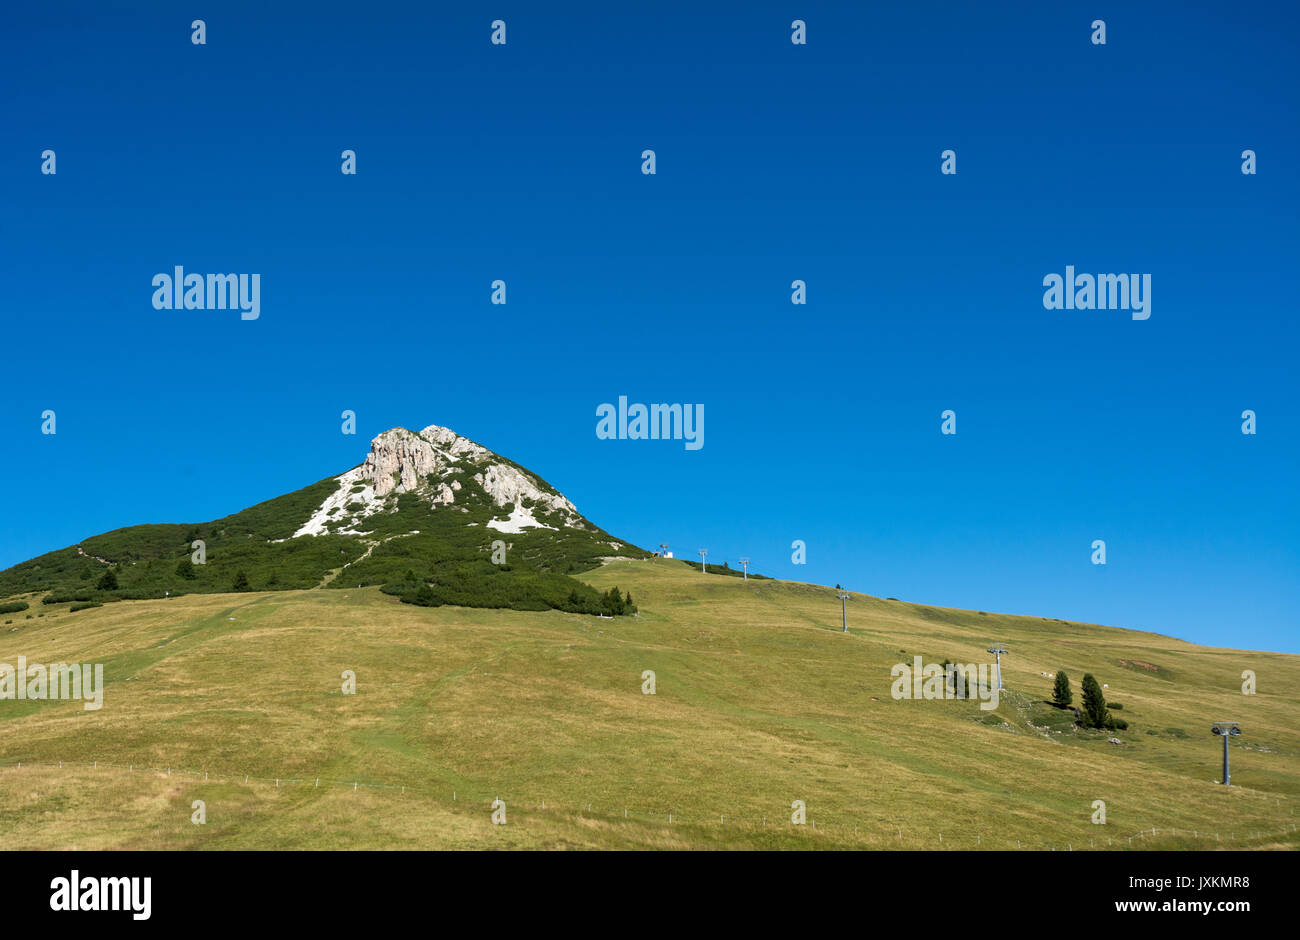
[293,426,586,538]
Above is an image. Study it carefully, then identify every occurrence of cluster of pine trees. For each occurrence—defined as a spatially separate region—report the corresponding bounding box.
[78,564,251,597]
[39,553,635,618]
[596,586,636,615]
[379,560,637,617]
[1052,670,1128,731]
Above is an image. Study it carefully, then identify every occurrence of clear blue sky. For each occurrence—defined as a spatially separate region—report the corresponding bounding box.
[2,2,1296,652]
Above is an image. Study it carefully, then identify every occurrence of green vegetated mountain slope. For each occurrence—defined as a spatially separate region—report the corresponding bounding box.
[1,560,1295,850]
[0,425,649,616]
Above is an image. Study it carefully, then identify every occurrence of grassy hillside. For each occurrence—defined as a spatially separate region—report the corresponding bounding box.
[0,474,650,615]
[0,559,1295,849]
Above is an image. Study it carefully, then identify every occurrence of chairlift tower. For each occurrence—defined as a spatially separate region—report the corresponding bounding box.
[739,557,750,581]
[987,644,1008,692]
[698,549,708,574]
[836,592,850,633]
[1211,721,1241,785]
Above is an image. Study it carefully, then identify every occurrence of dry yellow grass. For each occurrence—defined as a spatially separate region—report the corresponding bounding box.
[0,559,1295,849]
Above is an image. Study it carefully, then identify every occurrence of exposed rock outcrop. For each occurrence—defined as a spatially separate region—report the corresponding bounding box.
[292,425,585,538]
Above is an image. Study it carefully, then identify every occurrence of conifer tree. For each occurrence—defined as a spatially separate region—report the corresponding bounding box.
[1080,673,1109,728]
[605,586,625,615]
[1052,670,1073,707]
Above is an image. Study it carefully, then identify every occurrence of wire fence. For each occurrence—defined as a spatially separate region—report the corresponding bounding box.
[1,756,1295,849]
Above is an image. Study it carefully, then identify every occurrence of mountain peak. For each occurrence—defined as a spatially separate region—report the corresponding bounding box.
[0,422,646,615]
[292,424,581,538]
